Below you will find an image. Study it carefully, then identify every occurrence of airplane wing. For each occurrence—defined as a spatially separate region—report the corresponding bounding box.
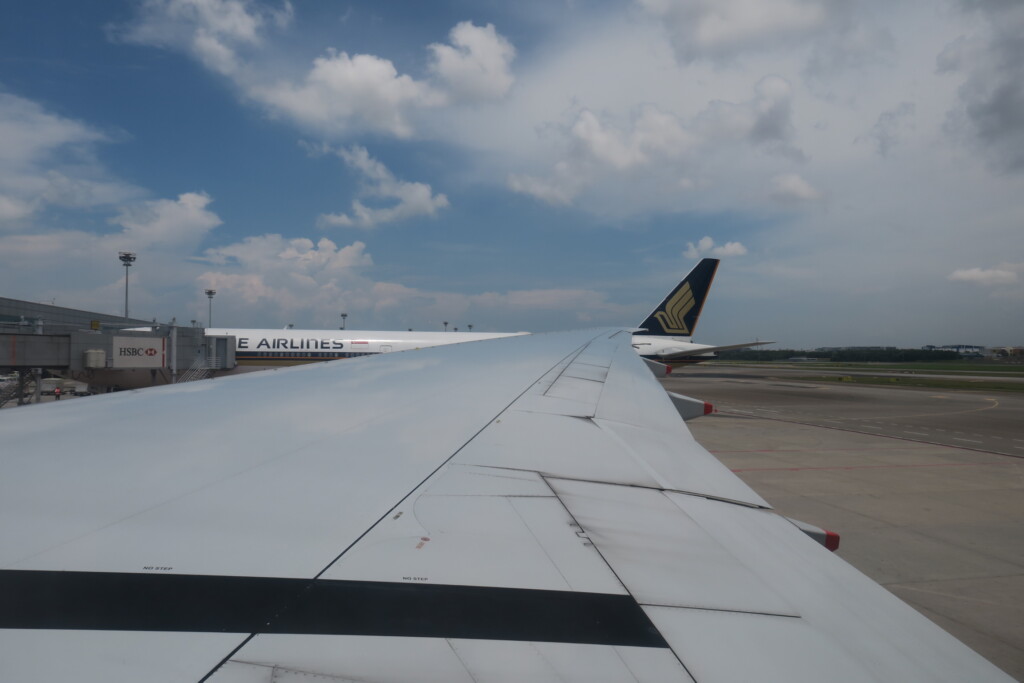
[0,329,1011,682]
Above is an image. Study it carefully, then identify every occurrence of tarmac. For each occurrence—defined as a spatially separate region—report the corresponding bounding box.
[663,364,1024,680]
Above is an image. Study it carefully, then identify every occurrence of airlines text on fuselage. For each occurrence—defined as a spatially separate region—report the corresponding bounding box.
[239,338,346,350]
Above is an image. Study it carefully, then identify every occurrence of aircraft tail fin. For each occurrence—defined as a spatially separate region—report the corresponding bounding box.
[636,258,720,336]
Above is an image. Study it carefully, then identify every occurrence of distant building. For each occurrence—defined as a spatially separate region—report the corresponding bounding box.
[922,344,987,356]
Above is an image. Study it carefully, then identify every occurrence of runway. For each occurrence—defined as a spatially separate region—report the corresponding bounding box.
[664,365,1024,680]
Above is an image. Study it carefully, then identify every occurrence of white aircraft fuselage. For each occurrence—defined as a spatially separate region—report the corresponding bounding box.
[207,328,529,374]
[206,327,742,376]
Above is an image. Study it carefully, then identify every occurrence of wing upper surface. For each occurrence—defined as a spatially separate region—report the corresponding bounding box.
[0,329,1012,682]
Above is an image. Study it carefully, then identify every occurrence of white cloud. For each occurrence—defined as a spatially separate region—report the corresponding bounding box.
[0,189,224,318]
[203,234,370,271]
[116,0,292,75]
[192,232,634,329]
[507,75,801,207]
[948,266,1019,286]
[193,236,374,323]
[508,106,694,205]
[117,6,522,139]
[770,173,820,202]
[111,192,223,248]
[683,236,748,259]
[571,111,648,170]
[428,21,516,102]
[0,93,144,227]
[315,146,449,229]
[249,51,443,138]
[506,168,578,206]
[117,1,445,137]
[572,107,693,169]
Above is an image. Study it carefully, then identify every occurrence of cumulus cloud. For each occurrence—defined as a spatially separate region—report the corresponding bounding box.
[0,93,143,227]
[948,266,1019,286]
[941,2,1024,172]
[115,1,441,137]
[315,146,449,228]
[196,235,372,321]
[111,192,223,248]
[0,189,224,316]
[684,236,748,259]
[116,5,520,139]
[114,0,293,75]
[249,50,443,138]
[202,233,370,273]
[770,173,820,203]
[193,232,632,329]
[428,21,516,102]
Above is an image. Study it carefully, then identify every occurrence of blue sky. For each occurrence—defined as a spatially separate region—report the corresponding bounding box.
[1,0,1022,347]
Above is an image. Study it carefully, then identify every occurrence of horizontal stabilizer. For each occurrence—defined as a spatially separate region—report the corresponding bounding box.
[657,340,774,361]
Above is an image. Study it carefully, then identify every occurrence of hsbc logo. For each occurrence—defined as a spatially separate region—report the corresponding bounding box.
[119,347,159,357]
[112,337,165,368]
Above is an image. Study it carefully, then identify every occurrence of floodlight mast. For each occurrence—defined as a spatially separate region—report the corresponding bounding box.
[118,252,136,319]
[205,289,216,327]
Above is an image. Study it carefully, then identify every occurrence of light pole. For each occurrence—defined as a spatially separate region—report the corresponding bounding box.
[340,313,347,330]
[205,289,216,327]
[118,251,136,319]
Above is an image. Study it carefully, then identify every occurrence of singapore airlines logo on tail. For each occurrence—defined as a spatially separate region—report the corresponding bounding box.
[653,283,696,334]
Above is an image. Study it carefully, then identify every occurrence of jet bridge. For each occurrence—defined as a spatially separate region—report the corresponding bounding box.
[1,297,233,393]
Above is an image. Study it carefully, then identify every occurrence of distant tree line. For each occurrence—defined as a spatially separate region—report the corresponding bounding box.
[717,348,962,362]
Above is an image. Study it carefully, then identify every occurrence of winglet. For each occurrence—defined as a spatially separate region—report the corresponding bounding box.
[636,258,720,337]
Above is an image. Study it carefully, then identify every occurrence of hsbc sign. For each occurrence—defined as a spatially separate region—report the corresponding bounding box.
[113,337,166,368]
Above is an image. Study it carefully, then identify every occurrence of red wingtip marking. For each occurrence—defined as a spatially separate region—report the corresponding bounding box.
[825,530,841,552]
[704,402,714,415]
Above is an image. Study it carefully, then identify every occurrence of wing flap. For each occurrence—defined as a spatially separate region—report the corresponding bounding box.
[319,467,625,594]
[546,478,797,616]
[457,410,664,488]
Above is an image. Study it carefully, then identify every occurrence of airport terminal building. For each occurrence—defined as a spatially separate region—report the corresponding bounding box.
[1,297,235,400]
